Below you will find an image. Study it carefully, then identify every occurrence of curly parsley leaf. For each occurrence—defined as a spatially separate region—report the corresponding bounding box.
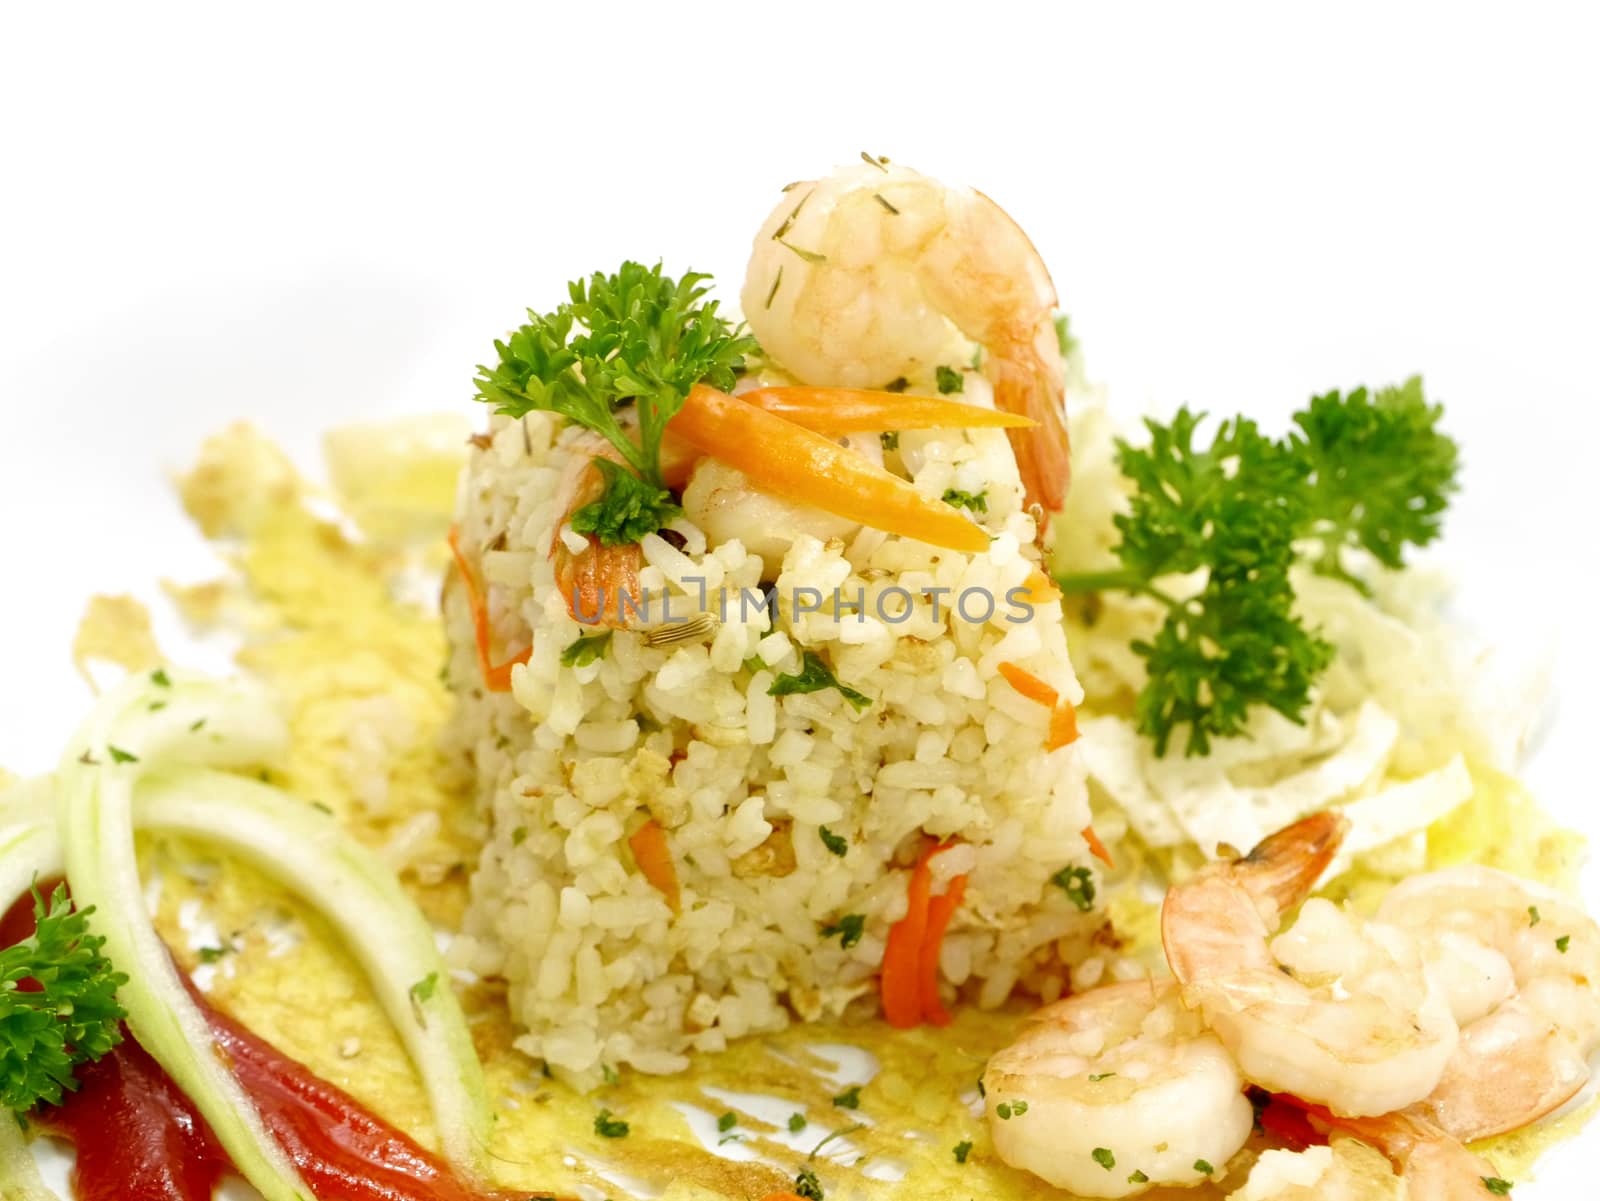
[941,488,988,514]
[0,885,129,1111]
[770,651,871,711]
[475,262,753,542]
[568,459,683,546]
[820,914,866,950]
[1290,377,1459,588]
[1056,383,1455,756]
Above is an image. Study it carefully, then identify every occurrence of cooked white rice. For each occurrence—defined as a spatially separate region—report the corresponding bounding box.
[441,371,1099,1086]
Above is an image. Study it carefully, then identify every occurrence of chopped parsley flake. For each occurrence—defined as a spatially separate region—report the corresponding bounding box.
[794,1167,824,1200]
[1128,1169,1149,1184]
[717,1112,737,1133]
[770,651,871,711]
[561,631,613,667]
[1195,1159,1214,1175]
[935,365,965,395]
[953,1140,972,1163]
[593,1108,629,1138]
[106,745,139,764]
[196,945,231,965]
[1088,1072,1116,1082]
[883,377,910,393]
[512,826,528,846]
[832,1085,861,1110]
[995,1099,1029,1121]
[409,972,438,1006]
[1528,905,1541,926]
[788,1112,807,1133]
[941,488,988,514]
[1482,1179,1512,1195]
[1052,865,1096,911]
[150,668,171,687]
[819,826,849,857]
[880,431,900,451]
[821,914,866,950]
[1092,1147,1115,1171]
[1557,935,1571,953]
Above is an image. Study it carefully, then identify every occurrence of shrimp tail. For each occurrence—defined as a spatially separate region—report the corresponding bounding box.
[993,340,1071,516]
[1236,811,1349,922]
[1303,1105,1512,1199]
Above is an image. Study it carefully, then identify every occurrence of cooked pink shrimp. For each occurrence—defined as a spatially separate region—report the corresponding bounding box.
[1306,1107,1515,1200]
[1378,864,1600,1141]
[741,160,1071,519]
[1163,812,1460,1117]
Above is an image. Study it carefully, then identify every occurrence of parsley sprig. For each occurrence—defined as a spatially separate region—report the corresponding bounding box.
[474,262,755,544]
[0,886,128,1111]
[1056,379,1457,756]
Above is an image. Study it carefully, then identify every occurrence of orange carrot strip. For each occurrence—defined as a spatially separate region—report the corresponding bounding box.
[1081,824,1115,869]
[1047,699,1080,751]
[920,871,968,1028]
[447,526,531,692]
[669,385,990,554]
[739,386,1034,433]
[628,820,681,914]
[997,661,1060,708]
[1020,568,1063,607]
[881,841,940,1029]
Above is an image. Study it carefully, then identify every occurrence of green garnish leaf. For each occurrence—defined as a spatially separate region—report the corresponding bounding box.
[1092,1147,1115,1171]
[0,885,128,1110]
[941,488,988,514]
[475,262,754,529]
[936,365,964,395]
[953,1140,973,1164]
[818,827,849,857]
[1291,378,1459,588]
[717,1111,737,1132]
[794,1166,825,1199]
[821,915,866,950]
[1128,1169,1149,1184]
[568,458,683,547]
[107,745,139,764]
[593,1108,629,1138]
[561,631,614,668]
[1055,313,1077,360]
[770,651,871,711]
[150,668,171,687]
[1056,382,1455,756]
[1528,906,1541,927]
[196,945,231,965]
[1557,935,1571,953]
[832,1085,861,1110]
[1052,865,1096,912]
[789,1112,808,1133]
[880,431,900,451]
[1482,1179,1512,1196]
[1195,1159,1214,1174]
[1088,1071,1115,1082]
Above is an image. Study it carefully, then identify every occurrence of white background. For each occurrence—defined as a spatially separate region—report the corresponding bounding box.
[2,2,1598,1195]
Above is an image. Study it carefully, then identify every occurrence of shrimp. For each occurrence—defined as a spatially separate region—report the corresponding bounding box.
[1226,1143,1399,1201]
[678,432,879,569]
[741,160,1071,519]
[1376,864,1600,1141]
[548,432,644,630]
[1305,1108,1515,1201]
[1162,812,1460,1117]
[982,979,1253,1197]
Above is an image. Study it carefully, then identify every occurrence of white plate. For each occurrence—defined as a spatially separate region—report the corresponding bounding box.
[3,5,1597,1196]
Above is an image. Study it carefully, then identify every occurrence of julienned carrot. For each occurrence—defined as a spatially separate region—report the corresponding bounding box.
[1081,824,1114,869]
[1047,698,1080,751]
[883,841,968,1029]
[738,386,1035,434]
[997,661,1060,708]
[919,872,968,1028]
[628,820,681,914]
[1020,568,1062,607]
[446,526,531,692]
[881,843,936,1030]
[670,385,990,554]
